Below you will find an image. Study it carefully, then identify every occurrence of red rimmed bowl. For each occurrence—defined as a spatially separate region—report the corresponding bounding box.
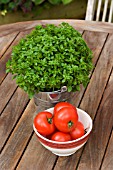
[33,107,93,156]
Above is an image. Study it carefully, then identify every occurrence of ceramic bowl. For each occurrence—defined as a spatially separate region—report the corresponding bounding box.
[33,107,93,156]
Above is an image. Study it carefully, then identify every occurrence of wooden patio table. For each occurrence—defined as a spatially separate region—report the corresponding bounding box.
[0,19,113,170]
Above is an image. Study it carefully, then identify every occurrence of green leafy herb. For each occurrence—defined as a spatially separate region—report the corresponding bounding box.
[6,22,93,98]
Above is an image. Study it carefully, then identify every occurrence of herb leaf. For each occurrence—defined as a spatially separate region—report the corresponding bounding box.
[6,22,93,98]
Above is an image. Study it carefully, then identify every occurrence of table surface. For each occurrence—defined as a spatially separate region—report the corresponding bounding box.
[0,19,113,170]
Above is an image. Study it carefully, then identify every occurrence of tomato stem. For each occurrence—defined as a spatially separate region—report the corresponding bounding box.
[47,118,52,124]
[68,121,73,128]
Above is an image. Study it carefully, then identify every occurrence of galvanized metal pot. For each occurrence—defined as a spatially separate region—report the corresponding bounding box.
[34,86,71,109]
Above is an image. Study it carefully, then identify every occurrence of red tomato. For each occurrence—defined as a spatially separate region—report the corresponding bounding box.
[53,107,78,133]
[54,102,76,114]
[70,121,85,140]
[51,132,71,142]
[34,111,56,136]
[49,94,58,98]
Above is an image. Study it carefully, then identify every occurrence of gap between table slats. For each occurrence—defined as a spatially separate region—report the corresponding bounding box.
[77,66,113,170]
[0,99,36,170]
[101,128,113,170]
[99,125,113,169]
[0,87,29,152]
[0,32,19,59]
[0,29,34,116]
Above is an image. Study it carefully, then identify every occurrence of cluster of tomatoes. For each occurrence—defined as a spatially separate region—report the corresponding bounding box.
[34,102,85,142]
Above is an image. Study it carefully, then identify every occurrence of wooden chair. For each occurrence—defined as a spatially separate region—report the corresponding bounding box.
[85,0,113,22]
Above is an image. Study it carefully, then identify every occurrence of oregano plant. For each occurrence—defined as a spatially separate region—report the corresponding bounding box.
[6,22,93,98]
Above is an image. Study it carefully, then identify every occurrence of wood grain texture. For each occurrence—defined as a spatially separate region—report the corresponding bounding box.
[0,20,113,37]
[54,148,84,170]
[0,99,36,170]
[82,31,108,64]
[77,69,113,170]
[0,32,19,59]
[80,33,113,119]
[0,74,17,114]
[0,87,29,151]
[17,135,57,170]
[101,130,113,170]
[0,29,32,84]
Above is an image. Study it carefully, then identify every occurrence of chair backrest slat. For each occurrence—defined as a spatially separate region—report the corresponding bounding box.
[102,0,109,22]
[96,0,102,21]
[86,0,113,22]
[108,0,113,22]
[85,0,97,20]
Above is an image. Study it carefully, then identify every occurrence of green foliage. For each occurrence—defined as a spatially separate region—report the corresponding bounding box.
[62,0,73,5]
[48,0,61,5]
[32,0,45,5]
[6,22,93,98]
[0,0,73,14]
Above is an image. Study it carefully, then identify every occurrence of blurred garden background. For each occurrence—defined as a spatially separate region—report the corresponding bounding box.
[0,0,87,25]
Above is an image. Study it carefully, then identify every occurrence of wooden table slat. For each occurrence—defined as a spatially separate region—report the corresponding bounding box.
[0,87,29,152]
[80,33,113,118]
[0,74,17,114]
[0,32,19,59]
[0,20,113,38]
[16,134,57,170]
[0,99,35,170]
[82,31,108,64]
[101,130,113,170]
[77,68,113,170]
